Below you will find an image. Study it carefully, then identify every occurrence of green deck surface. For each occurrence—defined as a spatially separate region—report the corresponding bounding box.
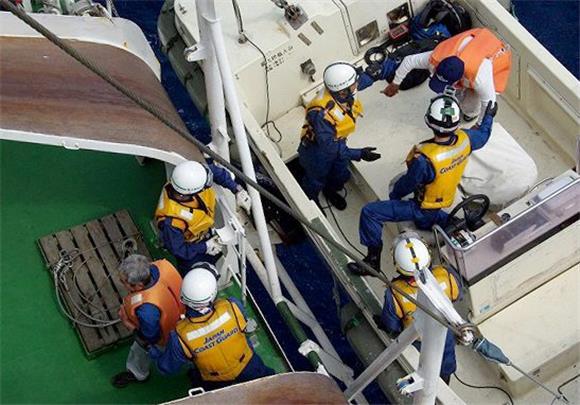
[0,140,286,404]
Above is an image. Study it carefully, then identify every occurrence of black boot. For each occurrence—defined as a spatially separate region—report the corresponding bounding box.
[347,245,382,276]
[323,189,347,210]
[111,371,149,388]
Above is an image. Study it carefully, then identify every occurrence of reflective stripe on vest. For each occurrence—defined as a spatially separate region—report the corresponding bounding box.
[301,88,364,141]
[154,184,216,242]
[391,266,459,329]
[412,130,472,209]
[123,259,184,345]
[429,28,512,93]
[175,299,253,382]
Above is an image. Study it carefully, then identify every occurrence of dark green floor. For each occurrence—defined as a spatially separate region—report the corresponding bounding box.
[0,140,286,404]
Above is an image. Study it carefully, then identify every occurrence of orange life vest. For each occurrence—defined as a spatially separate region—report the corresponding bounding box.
[429,28,512,93]
[123,259,184,345]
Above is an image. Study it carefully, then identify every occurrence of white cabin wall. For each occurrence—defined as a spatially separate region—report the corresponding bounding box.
[234,0,407,123]
[462,0,579,166]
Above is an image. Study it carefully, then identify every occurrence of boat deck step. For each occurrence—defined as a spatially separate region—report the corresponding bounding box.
[37,209,151,358]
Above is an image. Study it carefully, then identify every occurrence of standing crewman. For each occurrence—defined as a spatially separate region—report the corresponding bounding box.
[383,28,511,125]
[349,94,497,275]
[155,160,252,275]
[149,263,274,390]
[298,61,381,210]
[375,235,461,384]
[112,254,184,388]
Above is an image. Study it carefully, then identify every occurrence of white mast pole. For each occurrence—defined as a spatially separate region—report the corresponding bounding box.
[196,0,283,302]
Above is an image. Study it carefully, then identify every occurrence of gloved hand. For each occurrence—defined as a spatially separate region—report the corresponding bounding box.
[244,318,258,334]
[485,101,498,118]
[205,235,223,256]
[360,147,381,162]
[236,187,252,214]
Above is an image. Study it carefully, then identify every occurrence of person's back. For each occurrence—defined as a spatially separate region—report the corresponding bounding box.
[379,235,461,384]
[390,265,460,328]
[175,297,254,381]
[149,263,273,390]
[407,128,472,211]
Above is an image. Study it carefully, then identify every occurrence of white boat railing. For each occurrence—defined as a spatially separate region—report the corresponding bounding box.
[188,1,372,402]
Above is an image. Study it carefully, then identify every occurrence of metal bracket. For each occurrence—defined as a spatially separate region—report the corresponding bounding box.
[298,340,354,385]
[184,44,208,62]
[397,372,424,397]
[216,126,231,142]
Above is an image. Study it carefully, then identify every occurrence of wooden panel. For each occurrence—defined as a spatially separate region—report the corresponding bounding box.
[115,210,152,260]
[54,231,118,345]
[85,219,132,339]
[37,235,103,353]
[37,210,153,356]
[70,225,129,340]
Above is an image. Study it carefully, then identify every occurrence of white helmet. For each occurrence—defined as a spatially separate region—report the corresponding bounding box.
[170,161,213,195]
[424,95,461,133]
[180,263,219,310]
[392,236,431,277]
[323,62,358,93]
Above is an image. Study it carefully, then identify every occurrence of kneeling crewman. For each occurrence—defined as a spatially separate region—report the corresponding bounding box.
[349,94,496,275]
[149,263,274,391]
[155,160,252,275]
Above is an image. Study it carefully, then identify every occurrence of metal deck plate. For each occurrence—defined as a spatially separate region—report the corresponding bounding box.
[37,210,151,358]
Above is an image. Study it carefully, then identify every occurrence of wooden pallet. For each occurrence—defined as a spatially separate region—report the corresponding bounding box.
[38,209,152,358]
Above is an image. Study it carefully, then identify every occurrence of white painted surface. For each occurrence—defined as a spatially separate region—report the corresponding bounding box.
[478,265,580,390]
[0,128,187,165]
[0,11,160,77]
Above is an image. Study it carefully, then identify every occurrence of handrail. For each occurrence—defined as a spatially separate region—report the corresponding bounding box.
[434,176,579,253]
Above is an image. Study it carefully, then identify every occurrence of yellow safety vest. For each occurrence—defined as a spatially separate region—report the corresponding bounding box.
[301,89,364,141]
[391,266,460,329]
[175,299,253,381]
[407,130,472,209]
[154,184,216,242]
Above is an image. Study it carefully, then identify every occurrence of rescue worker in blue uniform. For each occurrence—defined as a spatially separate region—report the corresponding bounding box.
[349,95,497,275]
[112,254,184,388]
[155,160,252,275]
[375,235,462,384]
[298,61,382,210]
[149,263,274,390]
